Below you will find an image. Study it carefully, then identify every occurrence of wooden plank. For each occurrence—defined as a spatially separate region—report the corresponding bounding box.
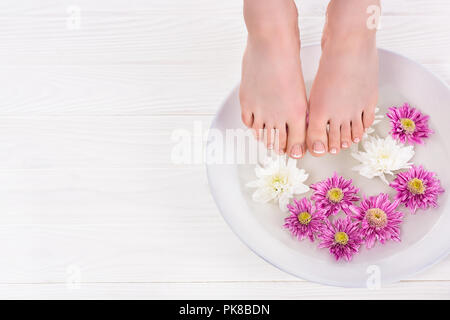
[0,0,448,17]
[0,16,448,65]
[0,62,448,115]
[0,65,240,115]
[0,116,213,169]
[0,166,294,283]
[0,281,448,299]
[0,167,448,283]
[298,0,450,16]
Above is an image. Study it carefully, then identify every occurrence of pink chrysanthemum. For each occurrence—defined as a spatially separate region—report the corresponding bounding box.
[390,165,444,213]
[284,197,324,242]
[353,194,403,249]
[386,103,433,145]
[317,217,362,261]
[310,172,360,217]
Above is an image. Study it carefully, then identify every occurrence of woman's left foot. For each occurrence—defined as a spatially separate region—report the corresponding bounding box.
[307,0,380,156]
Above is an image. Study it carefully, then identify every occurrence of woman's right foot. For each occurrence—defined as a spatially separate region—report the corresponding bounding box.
[240,0,308,158]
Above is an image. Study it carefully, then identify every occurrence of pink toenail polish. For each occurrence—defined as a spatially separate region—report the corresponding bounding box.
[291,144,303,159]
[354,138,360,143]
[342,142,349,148]
[313,141,325,154]
[330,148,337,154]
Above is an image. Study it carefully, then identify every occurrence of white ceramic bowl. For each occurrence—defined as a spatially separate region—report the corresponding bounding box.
[206,45,449,287]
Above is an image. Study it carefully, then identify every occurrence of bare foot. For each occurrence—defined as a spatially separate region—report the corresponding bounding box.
[240,0,308,158]
[307,0,379,156]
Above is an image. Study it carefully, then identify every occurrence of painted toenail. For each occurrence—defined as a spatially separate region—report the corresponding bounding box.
[354,138,360,143]
[330,148,337,154]
[313,141,326,154]
[291,144,303,159]
[342,142,349,148]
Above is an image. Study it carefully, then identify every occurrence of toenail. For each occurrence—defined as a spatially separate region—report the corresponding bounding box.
[290,144,303,159]
[313,141,326,154]
[342,142,349,148]
[267,144,274,150]
[330,148,337,154]
[353,138,360,143]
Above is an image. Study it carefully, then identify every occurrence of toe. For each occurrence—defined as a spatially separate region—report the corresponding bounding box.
[306,115,328,157]
[362,109,375,130]
[328,121,341,155]
[252,117,264,140]
[241,110,254,128]
[351,114,364,143]
[263,124,275,150]
[286,120,306,159]
[340,122,351,149]
[274,124,288,154]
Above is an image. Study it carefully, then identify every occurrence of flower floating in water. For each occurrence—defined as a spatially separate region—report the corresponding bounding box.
[284,197,324,242]
[390,165,444,213]
[387,103,433,145]
[352,135,415,184]
[246,155,310,212]
[310,172,360,217]
[318,217,362,261]
[353,193,403,248]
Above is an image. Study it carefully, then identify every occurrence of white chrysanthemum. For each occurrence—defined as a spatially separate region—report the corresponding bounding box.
[352,135,415,184]
[246,155,310,212]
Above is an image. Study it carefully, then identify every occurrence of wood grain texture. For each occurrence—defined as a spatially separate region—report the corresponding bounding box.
[0,0,449,299]
[0,116,213,169]
[0,66,240,115]
[0,115,447,285]
[0,166,448,285]
[0,62,448,115]
[0,281,449,300]
[0,16,448,65]
[0,0,448,17]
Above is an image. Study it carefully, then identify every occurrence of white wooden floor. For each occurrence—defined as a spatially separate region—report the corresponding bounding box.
[0,0,449,299]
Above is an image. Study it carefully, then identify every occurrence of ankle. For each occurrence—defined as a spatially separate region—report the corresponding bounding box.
[244,0,299,41]
[322,0,378,54]
[325,0,380,40]
[247,28,300,57]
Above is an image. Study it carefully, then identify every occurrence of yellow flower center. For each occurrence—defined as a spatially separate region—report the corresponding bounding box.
[334,232,349,245]
[271,174,287,193]
[400,118,416,133]
[408,178,426,195]
[327,188,344,203]
[297,211,312,225]
[366,208,388,228]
